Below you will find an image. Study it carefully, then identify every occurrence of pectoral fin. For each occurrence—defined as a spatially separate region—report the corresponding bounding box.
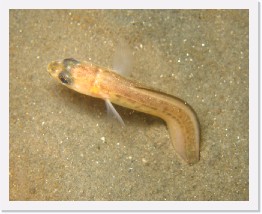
[105,99,125,126]
[112,39,133,76]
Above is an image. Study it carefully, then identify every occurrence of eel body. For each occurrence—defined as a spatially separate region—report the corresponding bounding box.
[47,58,200,164]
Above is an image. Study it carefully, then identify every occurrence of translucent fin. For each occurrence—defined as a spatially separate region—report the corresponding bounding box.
[112,39,133,77]
[105,99,125,126]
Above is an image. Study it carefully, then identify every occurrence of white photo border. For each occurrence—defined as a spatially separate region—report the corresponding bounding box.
[1,0,258,211]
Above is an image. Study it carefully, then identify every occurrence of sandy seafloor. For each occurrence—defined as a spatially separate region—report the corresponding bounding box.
[9,10,248,201]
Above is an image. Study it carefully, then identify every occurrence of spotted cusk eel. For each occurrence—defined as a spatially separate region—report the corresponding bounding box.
[47,58,200,164]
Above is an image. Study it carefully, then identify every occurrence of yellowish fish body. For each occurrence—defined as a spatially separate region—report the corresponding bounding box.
[48,58,200,164]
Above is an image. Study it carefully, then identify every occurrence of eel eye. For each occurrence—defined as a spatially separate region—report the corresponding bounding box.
[58,71,72,85]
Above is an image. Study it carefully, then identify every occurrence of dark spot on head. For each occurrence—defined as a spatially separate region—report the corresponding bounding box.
[58,70,73,85]
[63,58,80,70]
